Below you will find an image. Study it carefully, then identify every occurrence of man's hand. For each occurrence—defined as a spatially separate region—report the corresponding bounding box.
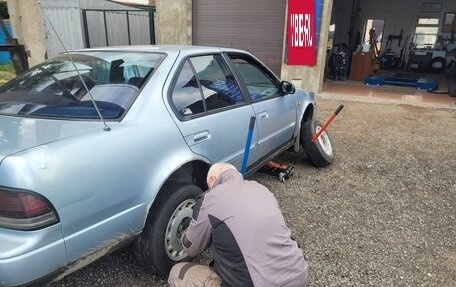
[181,217,191,232]
[180,218,192,250]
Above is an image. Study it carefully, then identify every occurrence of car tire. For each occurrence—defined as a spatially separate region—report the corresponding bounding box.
[449,83,456,97]
[427,57,447,73]
[135,181,203,276]
[301,120,335,167]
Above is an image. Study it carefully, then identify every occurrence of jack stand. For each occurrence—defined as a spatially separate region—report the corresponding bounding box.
[258,161,295,182]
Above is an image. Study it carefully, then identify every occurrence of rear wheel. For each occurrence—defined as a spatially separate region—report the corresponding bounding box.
[135,181,202,276]
[301,120,335,167]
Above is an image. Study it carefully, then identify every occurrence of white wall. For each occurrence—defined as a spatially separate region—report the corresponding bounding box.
[6,0,47,67]
[155,0,191,45]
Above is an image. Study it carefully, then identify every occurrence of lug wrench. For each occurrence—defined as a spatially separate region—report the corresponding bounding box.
[311,104,344,143]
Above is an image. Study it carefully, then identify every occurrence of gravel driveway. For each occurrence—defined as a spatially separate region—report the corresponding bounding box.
[47,97,456,287]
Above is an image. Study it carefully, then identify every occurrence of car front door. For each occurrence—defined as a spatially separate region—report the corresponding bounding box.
[168,54,258,169]
[228,53,297,161]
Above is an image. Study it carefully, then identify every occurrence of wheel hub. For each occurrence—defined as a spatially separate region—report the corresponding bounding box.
[165,199,195,261]
[316,126,333,156]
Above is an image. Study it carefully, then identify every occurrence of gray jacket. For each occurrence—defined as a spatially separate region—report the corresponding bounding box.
[183,169,309,287]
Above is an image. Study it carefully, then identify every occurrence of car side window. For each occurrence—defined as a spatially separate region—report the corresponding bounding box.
[171,60,205,116]
[229,55,281,101]
[171,54,244,117]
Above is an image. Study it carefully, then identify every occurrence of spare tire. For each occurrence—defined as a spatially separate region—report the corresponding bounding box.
[449,82,456,97]
[427,57,447,73]
[300,120,335,167]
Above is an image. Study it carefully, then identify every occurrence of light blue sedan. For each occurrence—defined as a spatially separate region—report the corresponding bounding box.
[0,46,334,286]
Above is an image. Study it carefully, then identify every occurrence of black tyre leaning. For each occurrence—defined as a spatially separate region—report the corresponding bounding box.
[449,82,456,97]
[427,57,447,73]
[135,181,203,276]
[301,120,335,167]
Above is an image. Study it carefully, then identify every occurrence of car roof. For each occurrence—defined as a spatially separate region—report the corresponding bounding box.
[73,45,247,55]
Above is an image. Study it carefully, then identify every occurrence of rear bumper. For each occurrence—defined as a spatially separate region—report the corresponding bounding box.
[0,225,66,287]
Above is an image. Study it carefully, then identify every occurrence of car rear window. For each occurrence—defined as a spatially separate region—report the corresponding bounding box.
[0,51,165,120]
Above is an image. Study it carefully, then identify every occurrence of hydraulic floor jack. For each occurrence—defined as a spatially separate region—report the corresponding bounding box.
[258,161,295,182]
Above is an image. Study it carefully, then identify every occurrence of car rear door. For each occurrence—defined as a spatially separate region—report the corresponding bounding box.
[227,53,297,160]
[167,53,258,169]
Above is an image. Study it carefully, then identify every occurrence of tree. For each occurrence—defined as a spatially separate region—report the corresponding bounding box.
[0,1,9,20]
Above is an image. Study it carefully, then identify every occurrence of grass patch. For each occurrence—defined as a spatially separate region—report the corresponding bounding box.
[0,64,16,85]
[0,63,15,72]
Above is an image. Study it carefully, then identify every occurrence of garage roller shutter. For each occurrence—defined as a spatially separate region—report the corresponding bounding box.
[193,0,286,76]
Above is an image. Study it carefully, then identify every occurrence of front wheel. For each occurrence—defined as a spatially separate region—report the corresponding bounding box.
[135,181,202,276]
[301,120,335,167]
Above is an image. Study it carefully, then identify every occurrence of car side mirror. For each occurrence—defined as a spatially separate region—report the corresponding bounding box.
[281,81,295,95]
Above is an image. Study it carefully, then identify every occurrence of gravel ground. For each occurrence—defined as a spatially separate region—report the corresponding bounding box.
[47,97,456,287]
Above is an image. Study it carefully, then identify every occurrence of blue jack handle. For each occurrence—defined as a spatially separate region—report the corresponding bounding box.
[241,116,256,177]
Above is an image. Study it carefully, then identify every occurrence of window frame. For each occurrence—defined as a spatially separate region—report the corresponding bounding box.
[413,17,440,49]
[226,52,283,103]
[441,12,456,33]
[168,52,249,121]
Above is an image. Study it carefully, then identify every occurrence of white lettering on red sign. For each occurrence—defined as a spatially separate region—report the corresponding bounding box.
[290,13,312,47]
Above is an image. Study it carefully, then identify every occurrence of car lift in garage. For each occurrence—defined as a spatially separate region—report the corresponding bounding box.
[364,73,438,91]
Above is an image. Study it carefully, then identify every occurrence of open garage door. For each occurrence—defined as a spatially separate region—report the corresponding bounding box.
[193,0,286,76]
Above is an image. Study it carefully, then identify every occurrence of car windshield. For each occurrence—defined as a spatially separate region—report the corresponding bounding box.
[0,51,165,120]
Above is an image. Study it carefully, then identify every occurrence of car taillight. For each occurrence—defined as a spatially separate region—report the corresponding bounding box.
[0,188,59,230]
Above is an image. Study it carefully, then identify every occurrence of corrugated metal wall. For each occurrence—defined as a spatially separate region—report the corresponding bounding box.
[40,0,155,58]
[40,0,85,58]
[192,0,286,75]
[84,10,153,47]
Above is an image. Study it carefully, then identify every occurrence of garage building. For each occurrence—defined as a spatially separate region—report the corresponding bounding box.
[6,0,456,96]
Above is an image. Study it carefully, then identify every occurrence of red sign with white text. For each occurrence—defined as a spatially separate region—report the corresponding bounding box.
[287,0,316,66]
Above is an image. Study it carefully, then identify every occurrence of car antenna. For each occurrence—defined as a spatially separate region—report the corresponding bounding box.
[38,1,111,131]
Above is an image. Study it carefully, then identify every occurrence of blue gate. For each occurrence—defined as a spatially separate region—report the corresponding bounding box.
[0,23,12,64]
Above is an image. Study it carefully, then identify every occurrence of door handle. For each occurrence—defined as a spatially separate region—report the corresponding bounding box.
[258,112,269,121]
[193,131,211,143]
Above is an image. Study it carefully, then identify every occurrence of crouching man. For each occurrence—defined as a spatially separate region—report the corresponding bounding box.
[168,163,309,287]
